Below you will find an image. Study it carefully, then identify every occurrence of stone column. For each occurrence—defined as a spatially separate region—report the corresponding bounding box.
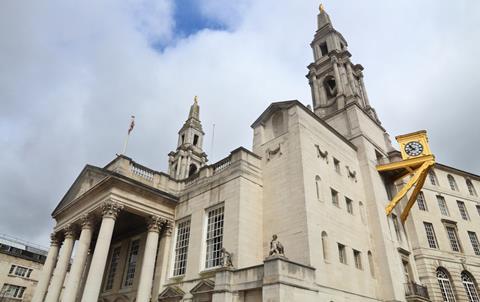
[159,221,173,290]
[346,63,358,96]
[45,226,76,302]
[331,57,344,95]
[31,233,61,302]
[359,74,371,107]
[136,216,164,302]
[62,215,94,302]
[81,201,123,302]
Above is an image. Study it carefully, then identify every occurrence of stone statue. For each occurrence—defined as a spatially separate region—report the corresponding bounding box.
[221,248,233,267]
[269,234,285,256]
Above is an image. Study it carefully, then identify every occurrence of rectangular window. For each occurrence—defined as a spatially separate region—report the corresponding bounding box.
[477,205,480,217]
[1,284,26,298]
[417,192,428,211]
[468,231,480,256]
[319,42,328,56]
[105,246,121,290]
[173,219,191,276]
[423,222,438,249]
[8,265,32,278]
[446,226,461,252]
[392,214,402,242]
[338,243,347,264]
[124,239,140,287]
[437,196,449,216]
[353,249,362,269]
[457,201,470,221]
[205,205,225,268]
[333,158,341,174]
[331,189,339,207]
[346,197,353,214]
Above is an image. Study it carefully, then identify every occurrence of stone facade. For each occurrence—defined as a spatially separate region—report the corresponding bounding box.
[31,6,480,302]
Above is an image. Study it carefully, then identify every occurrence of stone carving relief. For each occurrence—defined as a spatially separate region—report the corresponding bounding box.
[266,144,282,161]
[346,165,357,182]
[314,144,329,162]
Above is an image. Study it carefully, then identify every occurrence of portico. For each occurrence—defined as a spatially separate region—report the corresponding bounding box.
[32,162,177,302]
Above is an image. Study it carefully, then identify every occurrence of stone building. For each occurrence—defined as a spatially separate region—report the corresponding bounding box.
[32,6,480,302]
[0,234,48,301]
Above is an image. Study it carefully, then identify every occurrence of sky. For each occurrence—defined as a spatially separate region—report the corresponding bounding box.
[1,0,480,248]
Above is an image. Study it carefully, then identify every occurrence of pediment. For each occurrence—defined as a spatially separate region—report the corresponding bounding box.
[190,279,215,294]
[52,165,109,216]
[158,286,185,299]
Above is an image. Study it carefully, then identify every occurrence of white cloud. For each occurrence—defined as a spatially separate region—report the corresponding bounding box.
[1,0,479,246]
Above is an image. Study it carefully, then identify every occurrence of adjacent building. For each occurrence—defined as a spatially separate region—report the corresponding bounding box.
[0,234,47,301]
[31,6,480,302]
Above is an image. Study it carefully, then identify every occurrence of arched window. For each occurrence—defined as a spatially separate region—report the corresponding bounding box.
[437,268,456,301]
[368,251,375,278]
[462,271,480,302]
[359,202,366,225]
[321,231,328,261]
[429,170,438,186]
[315,175,322,201]
[188,164,198,177]
[448,175,458,191]
[466,179,478,197]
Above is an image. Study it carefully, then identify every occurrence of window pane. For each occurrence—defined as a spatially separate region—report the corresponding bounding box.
[457,201,470,220]
[105,247,121,290]
[174,219,191,276]
[424,222,438,248]
[417,192,428,211]
[468,232,480,256]
[205,205,224,268]
[446,227,461,252]
[124,239,140,287]
[437,196,450,216]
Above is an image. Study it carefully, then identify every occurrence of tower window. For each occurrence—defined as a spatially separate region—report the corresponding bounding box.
[181,134,185,144]
[188,164,198,177]
[353,249,362,269]
[193,134,199,146]
[324,76,337,99]
[319,42,328,56]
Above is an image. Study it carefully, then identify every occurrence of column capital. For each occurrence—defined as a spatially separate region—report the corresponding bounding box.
[80,213,95,230]
[50,233,61,246]
[63,224,76,240]
[146,216,164,233]
[101,201,124,219]
[162,220,174,237]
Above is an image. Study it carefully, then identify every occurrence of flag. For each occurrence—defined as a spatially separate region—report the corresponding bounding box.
[128,115,135,135]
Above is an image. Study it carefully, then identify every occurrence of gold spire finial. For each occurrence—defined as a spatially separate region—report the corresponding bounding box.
[319,3,325,12]
[194,95,198,104]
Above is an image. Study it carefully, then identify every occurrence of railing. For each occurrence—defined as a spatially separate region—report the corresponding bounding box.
[404,282,429,300]
[130,163,154,182]
[212,155,232,174]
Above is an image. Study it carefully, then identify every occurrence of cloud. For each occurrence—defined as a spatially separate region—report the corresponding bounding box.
[1,0,479,247]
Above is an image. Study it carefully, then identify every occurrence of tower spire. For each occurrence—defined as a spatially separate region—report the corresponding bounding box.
[167,96,208,180]
[306,6,380,123]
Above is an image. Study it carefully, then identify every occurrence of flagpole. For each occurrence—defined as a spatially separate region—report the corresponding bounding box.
[122,133,130,155]
[121,115,135,156]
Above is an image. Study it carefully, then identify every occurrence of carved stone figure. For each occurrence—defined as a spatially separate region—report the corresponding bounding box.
[269,234,285,256]
[221,248,233,267]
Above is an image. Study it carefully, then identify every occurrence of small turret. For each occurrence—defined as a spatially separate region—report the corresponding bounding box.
[168,96,208,179]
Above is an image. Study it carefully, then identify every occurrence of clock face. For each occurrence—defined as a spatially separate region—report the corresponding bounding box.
[404,141,424,157]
